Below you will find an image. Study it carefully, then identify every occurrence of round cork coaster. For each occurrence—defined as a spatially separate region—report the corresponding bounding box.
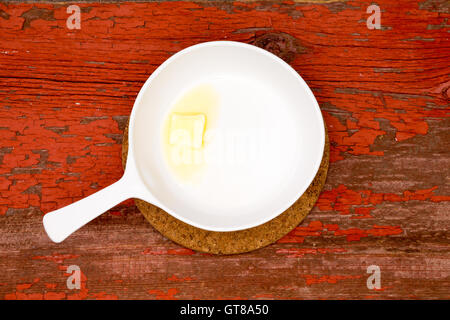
[122,124,329,254]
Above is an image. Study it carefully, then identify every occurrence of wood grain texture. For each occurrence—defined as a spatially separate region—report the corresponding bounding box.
[0,0,449,299]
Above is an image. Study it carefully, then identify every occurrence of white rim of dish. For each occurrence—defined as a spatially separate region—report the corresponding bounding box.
[128,41,325,232]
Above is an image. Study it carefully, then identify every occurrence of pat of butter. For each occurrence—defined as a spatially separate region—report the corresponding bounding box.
[169,113,206,149]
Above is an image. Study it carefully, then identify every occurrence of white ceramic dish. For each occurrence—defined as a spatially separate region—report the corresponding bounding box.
[43,41,325,243]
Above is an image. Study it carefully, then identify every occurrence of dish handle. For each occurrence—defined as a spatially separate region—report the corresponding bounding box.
[43,176,133,243]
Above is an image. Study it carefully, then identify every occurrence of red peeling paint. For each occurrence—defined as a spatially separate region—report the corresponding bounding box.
[302,274,362,286]
[373,286,393,292]
[90,292,119,300]
[109,210,122,216]
[316,185,449,219]
[44,292,66,300]
[334,225,403,241]
[277,221,324,243]
[167,275,194,282]
[16,283,33,290]
[279,219,403,243]
[32,253,80,264]
[216,296,248,300]
[148,288,179,300]
[4,293,17,300]
[276,248,347,258]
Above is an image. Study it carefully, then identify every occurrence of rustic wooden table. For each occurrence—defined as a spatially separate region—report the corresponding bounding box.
[0,0,448,300]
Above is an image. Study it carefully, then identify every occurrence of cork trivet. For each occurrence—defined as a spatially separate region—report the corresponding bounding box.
[122,124,329,254]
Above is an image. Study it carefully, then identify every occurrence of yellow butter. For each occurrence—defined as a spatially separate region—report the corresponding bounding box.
[162,84,219,182]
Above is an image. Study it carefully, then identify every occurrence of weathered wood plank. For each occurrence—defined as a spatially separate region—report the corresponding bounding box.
[0,0,448,299]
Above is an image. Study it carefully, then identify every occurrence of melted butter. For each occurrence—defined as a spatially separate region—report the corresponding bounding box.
[162,84,219,182]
